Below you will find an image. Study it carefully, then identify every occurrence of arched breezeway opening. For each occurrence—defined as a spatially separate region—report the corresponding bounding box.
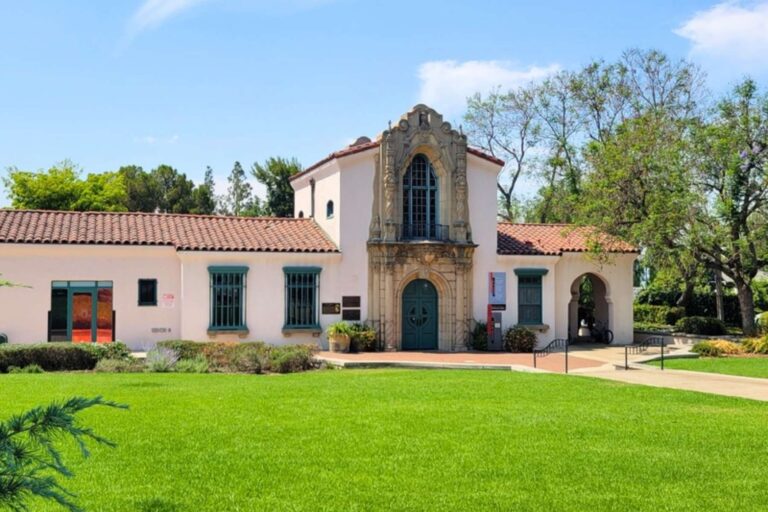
[568,273,613,343]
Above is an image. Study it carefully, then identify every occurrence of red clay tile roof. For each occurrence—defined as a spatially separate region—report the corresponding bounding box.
[497,223,637,256]
[0,210,339,253]
[290,141,505,182]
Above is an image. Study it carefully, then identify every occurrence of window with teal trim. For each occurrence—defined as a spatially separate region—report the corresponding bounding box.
[518,275,542,325]
[284,267,320,328]
[209,267,248,330]
[402,154,438,238]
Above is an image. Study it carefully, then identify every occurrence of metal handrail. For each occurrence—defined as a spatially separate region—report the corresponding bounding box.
[625,336,666,370]
[533,338,570,373]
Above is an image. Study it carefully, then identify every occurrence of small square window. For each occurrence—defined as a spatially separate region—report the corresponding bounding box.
[138,279,157,306]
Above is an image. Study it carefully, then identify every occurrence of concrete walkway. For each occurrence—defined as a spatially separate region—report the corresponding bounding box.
[578,364,768,402]
[317,350,604,373]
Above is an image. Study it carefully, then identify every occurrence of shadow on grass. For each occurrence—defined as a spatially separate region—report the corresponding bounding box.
[137,498,180,512]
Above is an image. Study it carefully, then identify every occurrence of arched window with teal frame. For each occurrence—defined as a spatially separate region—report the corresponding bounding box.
[402,154,438,239]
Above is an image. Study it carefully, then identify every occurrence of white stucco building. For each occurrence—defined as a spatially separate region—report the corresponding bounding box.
[0,105,637,350]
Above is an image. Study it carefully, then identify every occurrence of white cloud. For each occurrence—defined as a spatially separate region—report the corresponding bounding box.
[676,1,768,65]
[417,60,560,117]
[128,0,208,35]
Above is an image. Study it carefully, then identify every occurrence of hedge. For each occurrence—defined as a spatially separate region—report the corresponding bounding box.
[0,343,99,373]
[635,288,742,325]
[674,316,727,335]
[633,304,685,326]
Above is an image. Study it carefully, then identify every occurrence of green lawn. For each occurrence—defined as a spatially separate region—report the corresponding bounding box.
[2,370,767,511]
[649,356,768,379]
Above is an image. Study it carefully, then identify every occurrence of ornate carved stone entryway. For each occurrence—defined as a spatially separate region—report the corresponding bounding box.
[367,105,475,351]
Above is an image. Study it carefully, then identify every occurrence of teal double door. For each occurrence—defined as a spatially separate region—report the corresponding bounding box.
[401,279,438,350]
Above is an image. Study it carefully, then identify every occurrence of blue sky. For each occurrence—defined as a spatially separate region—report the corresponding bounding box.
[2,0,767,205]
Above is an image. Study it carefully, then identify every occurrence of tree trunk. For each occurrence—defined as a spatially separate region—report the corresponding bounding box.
[714,271,725,321]
[735,279,757,336]
[676,280,695,310]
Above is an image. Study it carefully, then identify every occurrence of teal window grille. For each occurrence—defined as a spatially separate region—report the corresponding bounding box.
[515,269,548,325]
[402,154,439,231]
[284,267,321,328]
[209,266,248,330]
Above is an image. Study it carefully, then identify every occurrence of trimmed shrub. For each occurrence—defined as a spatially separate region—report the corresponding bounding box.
[156,340,206,360]
[231,347,266,374]
[633,304,685,326]
[94,358,145,373]
[152,341,317,374]
[742,336,768,354]
[269,345,317,373]
[0,344,99,373]
[80,342,133,361]
[145,347,179,373]
[349,324,377,352]
[8,364,44,374]
[174,355,210,374]
[200,342,241,369]
[467,321,488,351]
[674,316,727,335]
[691,340,744,357]
[503,326,537,353]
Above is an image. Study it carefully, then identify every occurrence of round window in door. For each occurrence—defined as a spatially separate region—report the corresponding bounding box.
[401,279,438,350]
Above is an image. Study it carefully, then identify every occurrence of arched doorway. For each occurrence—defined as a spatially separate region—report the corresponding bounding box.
[569,273,611,343]
[402,279,438,350]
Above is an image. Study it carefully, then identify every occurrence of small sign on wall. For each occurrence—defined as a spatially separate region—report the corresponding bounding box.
[488,272,506,306]
[322,303,341,315]
[160,293,175,308]
[342,309,361,321]
[342,296,361,308]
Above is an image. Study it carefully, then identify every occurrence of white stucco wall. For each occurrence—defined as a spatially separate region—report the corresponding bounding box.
[337,150,375,321]
[493,252,636,348]
[468,154,504,324]
[0,244,181,348]
[178,251,348,348]
[554,252,636,344]
[292,160,343,245]
[495,255,559,347]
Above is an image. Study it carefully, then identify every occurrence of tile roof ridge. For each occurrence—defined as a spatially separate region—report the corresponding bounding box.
[0,209,313,222]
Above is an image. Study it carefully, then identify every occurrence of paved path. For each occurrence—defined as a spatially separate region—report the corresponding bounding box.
[578,365,768,402]
[317,350,603,373]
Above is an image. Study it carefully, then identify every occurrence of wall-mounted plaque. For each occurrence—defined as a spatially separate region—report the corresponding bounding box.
[322,303,341,315]
[342,296,361,308]
[342,309,361,321]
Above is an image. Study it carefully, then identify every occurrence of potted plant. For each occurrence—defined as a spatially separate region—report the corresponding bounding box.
[326,321,354,353]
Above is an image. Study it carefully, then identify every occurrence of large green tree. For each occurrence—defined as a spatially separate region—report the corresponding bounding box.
[251,157,301,217]
[118,165,159,212]
[221,161,254,216]
[4,162,128,212]
[686,79,768,335]
[4,162,84,211]
[190,166,217,215]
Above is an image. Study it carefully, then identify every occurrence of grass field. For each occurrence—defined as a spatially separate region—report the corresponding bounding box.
[649,356,768,379]
[2,370,767,511]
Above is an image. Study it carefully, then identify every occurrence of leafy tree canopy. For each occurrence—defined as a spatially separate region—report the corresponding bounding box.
[251,157,301,217]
